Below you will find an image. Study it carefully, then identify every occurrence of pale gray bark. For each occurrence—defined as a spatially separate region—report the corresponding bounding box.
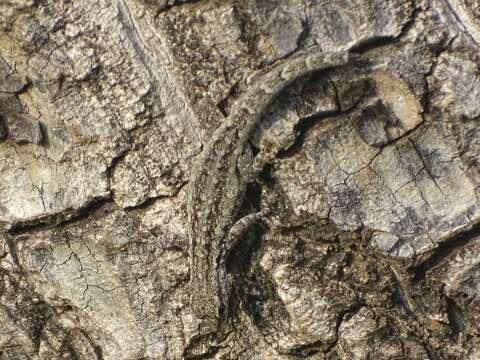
[1,0,480,359]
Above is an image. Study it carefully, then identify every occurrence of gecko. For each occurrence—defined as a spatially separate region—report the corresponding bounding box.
[186,47,357,357]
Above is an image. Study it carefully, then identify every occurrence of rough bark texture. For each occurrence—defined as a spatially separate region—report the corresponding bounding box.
[1,0,480,359]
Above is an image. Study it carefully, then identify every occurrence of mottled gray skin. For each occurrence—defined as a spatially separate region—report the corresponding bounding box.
[186,48,356,353]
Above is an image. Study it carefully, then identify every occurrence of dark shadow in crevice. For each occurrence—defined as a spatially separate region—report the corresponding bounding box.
[7,196,112,236]
[276,109,341,160]
[412,220,480,282]
[446,297,466,336]
[349,35,396,54]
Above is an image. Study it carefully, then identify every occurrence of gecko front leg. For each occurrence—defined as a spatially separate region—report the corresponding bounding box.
[241,128,291,183]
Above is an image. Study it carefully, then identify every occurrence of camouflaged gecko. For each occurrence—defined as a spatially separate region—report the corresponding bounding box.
[186,48,357,356]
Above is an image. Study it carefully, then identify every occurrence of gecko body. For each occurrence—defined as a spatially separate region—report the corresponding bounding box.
[186,48,356,356]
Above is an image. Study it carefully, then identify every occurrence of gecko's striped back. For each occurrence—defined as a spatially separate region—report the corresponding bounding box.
[185,48,355,356]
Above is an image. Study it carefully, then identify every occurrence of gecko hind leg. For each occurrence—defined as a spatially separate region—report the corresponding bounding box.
[226,211,267,252]
[185,212,267,359]
[220,211,268,317]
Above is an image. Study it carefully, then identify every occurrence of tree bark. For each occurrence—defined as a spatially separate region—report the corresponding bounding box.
[1,0,480,359]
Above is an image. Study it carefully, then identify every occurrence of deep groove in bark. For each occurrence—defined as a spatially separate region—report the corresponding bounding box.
[412,221,480,281]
